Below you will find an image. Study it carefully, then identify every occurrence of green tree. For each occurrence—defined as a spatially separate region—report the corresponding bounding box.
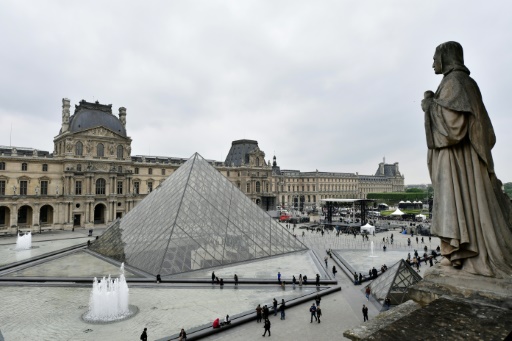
[504,182,512,199]
[405,188,424,193]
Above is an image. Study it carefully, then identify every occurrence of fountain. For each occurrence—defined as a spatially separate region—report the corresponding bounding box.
[15,232,32,250]
[83,263,138,323]
[369,241,378,258]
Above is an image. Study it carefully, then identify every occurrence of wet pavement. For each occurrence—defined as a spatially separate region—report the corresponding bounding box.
[0,224,433,340]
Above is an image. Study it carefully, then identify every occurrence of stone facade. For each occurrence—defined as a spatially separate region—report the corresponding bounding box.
[0,99,404,232]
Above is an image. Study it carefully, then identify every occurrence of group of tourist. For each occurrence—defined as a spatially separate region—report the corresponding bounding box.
[255,298,286,337]
[140,327,187,341]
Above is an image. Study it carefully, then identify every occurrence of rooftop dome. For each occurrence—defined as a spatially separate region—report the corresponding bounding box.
[67,100,126,137]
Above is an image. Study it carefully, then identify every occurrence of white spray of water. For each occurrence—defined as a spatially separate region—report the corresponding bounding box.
[84,263,130,322]
[15,232,32,250]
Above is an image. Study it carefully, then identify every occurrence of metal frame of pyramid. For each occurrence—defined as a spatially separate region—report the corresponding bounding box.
[368,259,422,310]
[90,153,308,276]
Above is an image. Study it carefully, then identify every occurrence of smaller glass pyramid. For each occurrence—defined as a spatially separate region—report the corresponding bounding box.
[369,259,422,309]
[91,153,307,276]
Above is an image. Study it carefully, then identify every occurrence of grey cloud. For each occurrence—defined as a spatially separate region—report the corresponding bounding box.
[0,1,511,184]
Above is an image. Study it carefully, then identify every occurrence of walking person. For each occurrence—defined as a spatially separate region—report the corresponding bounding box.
[263,305,269,320]
[317,305,322,323]
[280,299,286,320]
[277,271,281,284]
[178,328,187,341]
[292,275,296,289]
[273,298,278,316]
[315,274,320,287]
[362,304,369,322]
[256,304,262,323]
[384,297,391,311]
[365,286,371,301]
[262,318,271,337]
[140,327,148,341]
[234,274,238,286]
[211,271,215,284]
[332,266,337,277]
[299,274,303,287]
[324,255,328,267]
[315,294,321,307]
[309,303,318,323]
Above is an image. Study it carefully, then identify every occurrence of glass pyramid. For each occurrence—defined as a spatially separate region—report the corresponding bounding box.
[90,153,308,276]
[369,259,422,310]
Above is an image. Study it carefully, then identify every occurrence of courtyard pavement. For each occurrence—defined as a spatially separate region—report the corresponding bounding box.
[0,223,439,340]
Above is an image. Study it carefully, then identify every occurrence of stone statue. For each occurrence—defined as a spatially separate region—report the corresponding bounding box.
[421,41,512,277]
[86,140,93,154]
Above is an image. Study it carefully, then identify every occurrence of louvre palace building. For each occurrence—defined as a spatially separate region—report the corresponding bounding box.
[0,99,404,232]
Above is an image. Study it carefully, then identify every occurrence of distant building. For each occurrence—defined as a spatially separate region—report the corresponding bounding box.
[0,99,404,232]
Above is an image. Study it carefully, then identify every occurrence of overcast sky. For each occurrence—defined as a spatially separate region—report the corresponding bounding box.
[1,1,511,185]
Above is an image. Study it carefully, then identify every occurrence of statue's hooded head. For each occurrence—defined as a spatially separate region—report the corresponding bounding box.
[433,41,470,75]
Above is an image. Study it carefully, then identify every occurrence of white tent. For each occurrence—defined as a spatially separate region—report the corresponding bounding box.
[360,223,375,234]
[391,208,404,216]
[415,214,426,220]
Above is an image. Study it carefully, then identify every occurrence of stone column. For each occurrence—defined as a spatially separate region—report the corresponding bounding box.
[68,202,72,224]
[85,202,90,224]
[33,203,40,227]
[11,204,17,228]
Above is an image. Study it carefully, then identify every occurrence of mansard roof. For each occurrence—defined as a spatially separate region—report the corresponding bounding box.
[67,100,127,137]
[224,139,262,167]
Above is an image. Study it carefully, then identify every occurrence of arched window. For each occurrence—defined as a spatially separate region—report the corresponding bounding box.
[256,157,260,167]
[117,145,124,159]
[266,183,269,192]
[97,143,104,157]
[42,164,48,172]
[76,141,83,156]
[256,181,261,193]
[246,183,251,193]
[96,178,106,195]
[0,162,5,170]
[22,163,28,171]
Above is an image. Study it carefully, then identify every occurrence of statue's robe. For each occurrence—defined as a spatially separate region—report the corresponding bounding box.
[426,67,512,277]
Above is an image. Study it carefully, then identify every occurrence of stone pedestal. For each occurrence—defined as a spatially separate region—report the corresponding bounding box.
[343,264,512,340]
[409,265,512,310]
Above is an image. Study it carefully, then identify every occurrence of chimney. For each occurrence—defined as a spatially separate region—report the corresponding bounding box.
[62,98,70,132]
[119,107,127,128]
